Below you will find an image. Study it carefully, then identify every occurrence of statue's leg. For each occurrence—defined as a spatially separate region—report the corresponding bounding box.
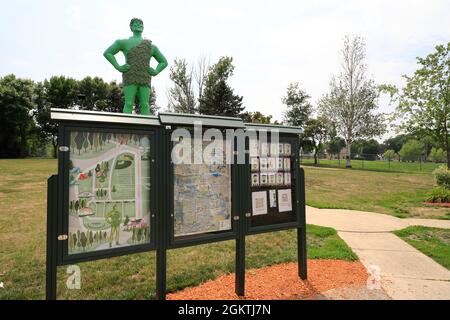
[138,85,151,115]
[123,85,139,114]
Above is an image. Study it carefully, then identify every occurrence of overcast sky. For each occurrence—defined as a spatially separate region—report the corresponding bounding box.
[1,0,449,126]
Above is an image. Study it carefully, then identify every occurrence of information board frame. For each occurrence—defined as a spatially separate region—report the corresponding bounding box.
[244,133,303,235]
[165,125,240,249]
[57,121,161,265]
[46,109,307,300]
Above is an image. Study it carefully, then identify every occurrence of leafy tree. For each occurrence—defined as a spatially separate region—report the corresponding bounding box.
[76,76,109,111]
[395,43,450,168]
[198,57,244,117]
[167,58,196,113]
[429,147,446,163]
[326,137,346,159]
[398,139,424,161]
[382,134,414,153]
[384,149,397,161]
[351,139,381,160]
[301,117,329,165]
[35,76,78,158]
[0,75,37,158]
[319,35,385,168]
[239,111,274,124]
[282,82,312,128]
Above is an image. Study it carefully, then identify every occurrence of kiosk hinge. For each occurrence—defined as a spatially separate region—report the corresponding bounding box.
[233,216,239,221]
[245,213,251,218]
[59,146,69,152]
[57,234,68,241]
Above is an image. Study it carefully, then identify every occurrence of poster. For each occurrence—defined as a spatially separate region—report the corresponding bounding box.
[268,157,277,171]
[260,173,268,185]
[251,158,259,171]
[269,189,277,208]
[278,189,293,212]
[276,172,284,185]
[268,173,276,185]
[174,139,232,237]
[270,143,279,156]
[283,158,291,171]
[278,143,284,155]
[284,143,291,155]
[252,191,268,215]
[68,130,151,255]
[251,173,260,186]
[260,143,269,156]
[260,158,268,171]
[284,172,291,185]
[277,158,284,171]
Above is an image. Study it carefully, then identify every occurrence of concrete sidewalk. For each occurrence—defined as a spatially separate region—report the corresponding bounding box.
[306,206,450,300]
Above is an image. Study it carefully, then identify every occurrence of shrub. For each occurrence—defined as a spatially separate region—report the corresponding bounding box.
[426,187,450,203]
[433,165,450,189]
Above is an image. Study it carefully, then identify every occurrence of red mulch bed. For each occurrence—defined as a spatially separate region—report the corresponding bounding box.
[167,260,368,300]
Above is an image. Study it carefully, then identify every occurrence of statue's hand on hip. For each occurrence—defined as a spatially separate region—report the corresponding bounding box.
[148,67,158,76]
[117,64,131,73]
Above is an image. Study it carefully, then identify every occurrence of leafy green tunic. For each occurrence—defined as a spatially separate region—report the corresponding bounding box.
[122,39,153,87]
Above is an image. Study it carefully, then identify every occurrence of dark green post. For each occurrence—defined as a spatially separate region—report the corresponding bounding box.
[46,175,58,300]
[298,168,307,280]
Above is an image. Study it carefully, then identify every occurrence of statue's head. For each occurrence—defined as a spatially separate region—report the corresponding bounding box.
[130,18,144,33]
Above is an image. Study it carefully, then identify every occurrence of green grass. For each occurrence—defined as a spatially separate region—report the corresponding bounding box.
[304,166,450,219]
[394,226,450,270]
[301,158,442,174]
[0,159,356,300]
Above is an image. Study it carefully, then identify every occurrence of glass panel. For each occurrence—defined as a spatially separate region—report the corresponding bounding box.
[173,138,232,237]
[68,130,151,254]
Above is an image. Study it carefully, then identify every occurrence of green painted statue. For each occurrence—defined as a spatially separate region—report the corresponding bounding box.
[104,18,168,115]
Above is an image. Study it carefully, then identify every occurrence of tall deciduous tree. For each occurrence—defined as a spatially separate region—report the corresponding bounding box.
[198,57,244,117]
[282,82,312,128]
[167,58,196,113]
[0,74,36,158]
[301,117,329,165]
[35,76,78,158]
[396,43,450,168]
[319,35,385,168]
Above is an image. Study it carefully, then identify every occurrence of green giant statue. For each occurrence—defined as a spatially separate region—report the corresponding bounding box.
[104,18,168,115]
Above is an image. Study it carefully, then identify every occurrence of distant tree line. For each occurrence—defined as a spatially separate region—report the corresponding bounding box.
[0,75,158,158]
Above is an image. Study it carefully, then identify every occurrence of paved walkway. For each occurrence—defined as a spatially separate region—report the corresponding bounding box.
[306,206,450,300]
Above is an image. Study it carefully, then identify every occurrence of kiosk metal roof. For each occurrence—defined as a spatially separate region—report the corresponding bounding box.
[50,108,161,126]
[158,112,245,128]
[245,122,303,134]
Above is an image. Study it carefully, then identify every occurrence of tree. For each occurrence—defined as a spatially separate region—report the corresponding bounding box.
[0,75,36,158]
[429,147,446,163]
[319,35,385,168]
[398,139,424,162]
[395,43,450,168]
[35,76,78,158]
[239,111,274,124]
[76,76,109,111]
[301,117,329,165]
[282,82,312,128]
[351,139,381,160]
[198,57,244,117]
[167,58,196,113]
[384,149,396,161]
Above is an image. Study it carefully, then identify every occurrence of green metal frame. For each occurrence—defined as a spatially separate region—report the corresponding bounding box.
[46,110,307,300]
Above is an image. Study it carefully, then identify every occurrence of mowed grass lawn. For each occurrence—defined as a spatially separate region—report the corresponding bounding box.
[301,158,442,174]
[304,166,450,219]
[0,159,356,300]
[394,226,450,270]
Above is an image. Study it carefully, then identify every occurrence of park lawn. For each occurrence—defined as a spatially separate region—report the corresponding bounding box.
[0,159,356,300]
[301,158,442,174]
[394,226,450,271]
[304,166,450,219]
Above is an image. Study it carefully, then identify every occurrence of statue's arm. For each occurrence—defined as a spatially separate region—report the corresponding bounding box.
[149,45,168,76]
[103,40,130,73]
